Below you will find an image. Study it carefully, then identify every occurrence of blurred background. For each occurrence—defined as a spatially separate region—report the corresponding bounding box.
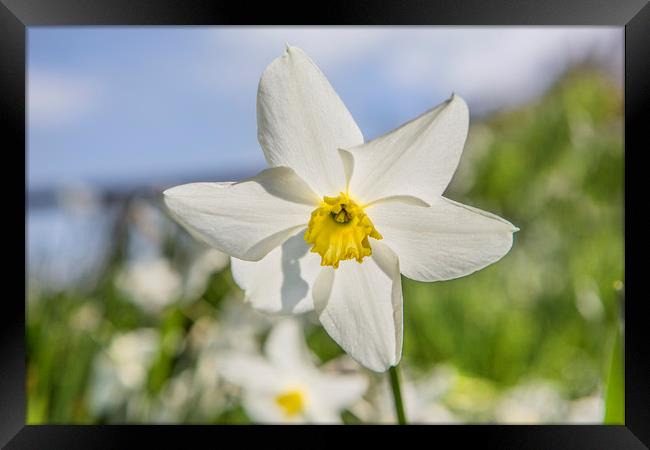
[27,27,624,424]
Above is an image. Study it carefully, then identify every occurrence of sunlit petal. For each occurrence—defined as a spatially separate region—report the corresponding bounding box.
[164,167,317,261]
[258,45,363,196]
[342,94,469,205]
[313,241,403,372]
[369,196,518,282]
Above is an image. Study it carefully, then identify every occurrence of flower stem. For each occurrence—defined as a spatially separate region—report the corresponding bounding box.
[388,365,407,425]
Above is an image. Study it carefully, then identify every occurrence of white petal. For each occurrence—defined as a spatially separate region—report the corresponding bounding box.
[216,352,282,392]
[264,319,315,371]
[242,392,292,423]
[312,241,403,372]
[310,372,368,412]
[230,229,321,314]
[163,167,317,261]
[368,197,518,282]
[257,45,363,196]
[303,408,342,424]
[342,94,469,205]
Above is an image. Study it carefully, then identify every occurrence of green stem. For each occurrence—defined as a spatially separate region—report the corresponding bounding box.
[388,365,407,425]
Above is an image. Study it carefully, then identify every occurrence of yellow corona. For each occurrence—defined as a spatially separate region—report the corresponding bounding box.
[304,192,382,268]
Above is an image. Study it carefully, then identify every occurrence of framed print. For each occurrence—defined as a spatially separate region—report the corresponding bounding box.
[2,0,649,448]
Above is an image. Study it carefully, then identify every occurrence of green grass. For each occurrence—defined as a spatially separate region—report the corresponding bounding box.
[604,322,624,424]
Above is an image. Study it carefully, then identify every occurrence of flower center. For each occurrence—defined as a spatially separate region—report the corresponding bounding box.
[304,192,382,268]
[275,389,306,417]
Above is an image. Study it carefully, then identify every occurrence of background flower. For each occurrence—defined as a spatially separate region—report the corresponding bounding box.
[116,257,182,313]
[217,319,368,423]
[87,329,160,417]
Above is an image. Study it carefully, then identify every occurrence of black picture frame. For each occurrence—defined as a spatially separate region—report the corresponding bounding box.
[3,0,649,447]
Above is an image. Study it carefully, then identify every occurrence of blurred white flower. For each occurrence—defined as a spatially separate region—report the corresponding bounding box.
[574,278,604,321]
[178,297,273,420]
[217,319,367,423]
[88,328,160,416]
[567,393,604,424]
[494,381,568,424]
[69,302,102,332]
[183,248,230,298]
[188,295,269,353]
[116,257,182,313]
[164,45,518,372]
[353,367,458,424]
[217,296,271,349]
[149,369,195,423]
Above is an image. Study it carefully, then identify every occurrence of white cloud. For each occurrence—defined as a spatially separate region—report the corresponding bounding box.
[197,27,622,113]
[378,28,622,112]
[194,28,390,93]
[28,70,103,128]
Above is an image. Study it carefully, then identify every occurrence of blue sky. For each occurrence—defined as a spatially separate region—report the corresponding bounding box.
[28,27,622,190]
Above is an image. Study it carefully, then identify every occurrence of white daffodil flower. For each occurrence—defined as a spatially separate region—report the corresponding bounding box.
[164,45,518,372]
[116,257,182,313]
[217,319,367,423]
[88,329,160,416]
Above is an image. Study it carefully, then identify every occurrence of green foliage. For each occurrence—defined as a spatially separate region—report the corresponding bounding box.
[402,68,623,401]
[604,322,624,424]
